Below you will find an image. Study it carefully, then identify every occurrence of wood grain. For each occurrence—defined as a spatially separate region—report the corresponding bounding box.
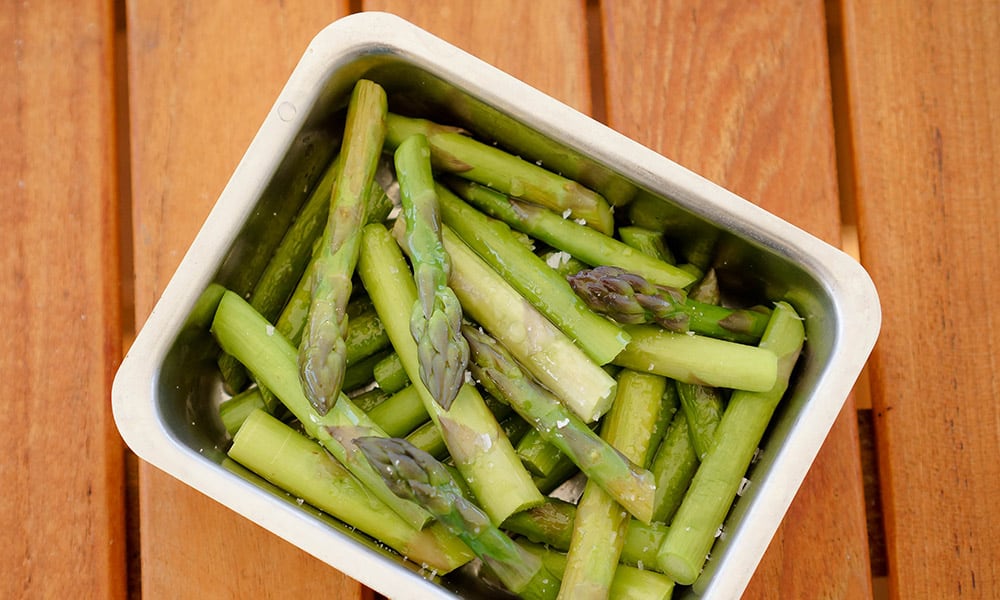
[362,0,592,113]
[841,1,1000,597]
[0,1,126,598]
[601,1,873,597]
[126,2,369,598]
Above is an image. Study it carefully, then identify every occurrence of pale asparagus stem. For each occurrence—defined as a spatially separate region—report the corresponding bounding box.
[211,290,433,531]
[358,223,544,525]
[439,225,618,422]
[451,179,696,289]
[437,184,629,365]
[657,301,806,585]
[356,437,560,600]
[228,409,473,574]
[394,134,469,410]
[299,79,387,415]
[558,370,667,599]
[384,113,615,235]
[464,325,655,522]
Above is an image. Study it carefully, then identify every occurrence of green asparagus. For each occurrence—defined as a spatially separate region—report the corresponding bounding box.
[440,225,618,423]
[675,381,726,460]
[558,370,667,599]
[385,113,615,235]
[359,223,544,524]
[502,498,669,570]
[395,134,469,409]
[649,411,700,524]
[568,266,771,344]
[464,325,655,522]
[657,301,805,585]
[373,352,410,393]
[438,184,630,365]
[452,179,696,289]
[229,409,472,573]
[211,290,432,531]
[613,324,778,392]
[519,541,675,600]
[356,436,560,600]
[299,79,387,415]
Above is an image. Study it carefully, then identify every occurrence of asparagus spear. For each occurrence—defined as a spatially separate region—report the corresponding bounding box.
[649,411,700,524]
[385,113,615,235]
[618,225,676,265]
[356,436,560,600]
[440,225,618,423]
[519,541,676,600]
[502,498,669,570]
[613,324,778,393]
[568,266,771,344]
[373,352,410,393]
[219,386,267,437]
[558,370,667,599]
[676,381,726,460]
[464,325,655,522]
[274,183,393,347]
[657,301,805,585]
[299,79,387,415]
[358,223,544,524]
[365,384,429,438]
[211,290,432,531]
[438,184,630,365]
[394,134,469,409]
[216,154,344,391]
[451,179,696,289]
[229,409,472,573]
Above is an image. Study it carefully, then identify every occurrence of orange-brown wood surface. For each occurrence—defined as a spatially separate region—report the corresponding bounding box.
[0,1,126,598]
[601,2,872,597]
[841,1,1000,597]
[6,0,999,598]
[125,2,368,598]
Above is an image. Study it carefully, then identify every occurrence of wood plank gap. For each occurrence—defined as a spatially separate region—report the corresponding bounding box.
[113,0,140,597]
[585,0,607,124]
[824,1,886,593]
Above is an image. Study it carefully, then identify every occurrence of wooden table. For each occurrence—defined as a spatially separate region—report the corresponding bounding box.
[3,1,997,598]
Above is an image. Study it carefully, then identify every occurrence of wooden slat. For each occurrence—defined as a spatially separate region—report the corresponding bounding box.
[600,1,873,597]
[0,1,126,598]
[126,3,369,598]
[362,0,592,113]
[841,1,1000,597]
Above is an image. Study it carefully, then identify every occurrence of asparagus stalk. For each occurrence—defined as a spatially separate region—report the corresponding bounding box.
[464,326,655,522]
[274,183,393,347]
[568,266,771,344]
[688,267,721,305]
[657,301,805,585]
[649,411,700,524]
[218,386,267,436]
[441,226,618,422]
[558,370,667,599]
[516,428,567,478]
[502,498,669,570]
[385,113,615,235]
[438,184,630,365]
[452,179,696,289]
[519,541,675,600]
[618,225,676,264]
[676,381,726,460]
[356,437,560,600]
[539,249,588,277]
[394,134,469,409]
[299,79,387,415]
[211,290,432,530]
[613,324,778,393]
[642,379,680,469]
[373,352,410,393]
[229,409,472,573]
[359,223,544,524]
[216,154,343,390]
[365,384,429,438]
